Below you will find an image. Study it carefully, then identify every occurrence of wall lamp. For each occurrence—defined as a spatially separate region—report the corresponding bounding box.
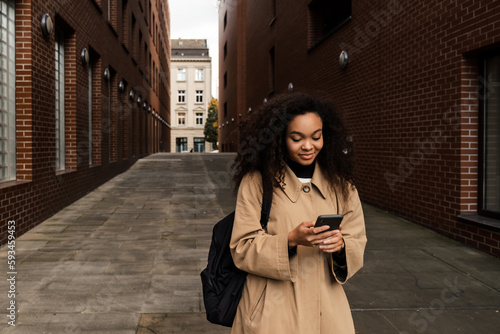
[288,83,294,92]
[103,68,110,81]
[137,96,142,106]
[81,48,89,66]
[118,80,126,92]
[129,89,135,101]
[339,51,349,68]
[41,14,53,37]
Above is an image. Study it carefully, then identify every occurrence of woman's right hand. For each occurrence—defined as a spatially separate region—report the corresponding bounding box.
[288,221,336,248]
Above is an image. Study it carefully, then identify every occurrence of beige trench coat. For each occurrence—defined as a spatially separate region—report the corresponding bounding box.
[230,163,367,333]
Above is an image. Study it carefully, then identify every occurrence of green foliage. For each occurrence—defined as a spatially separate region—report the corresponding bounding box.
[204,98,219,150]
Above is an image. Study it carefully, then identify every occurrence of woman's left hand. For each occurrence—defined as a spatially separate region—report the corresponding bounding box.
[318,230,344,253]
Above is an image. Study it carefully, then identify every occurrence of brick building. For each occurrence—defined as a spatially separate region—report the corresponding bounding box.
[218,0,500,257]
[170,39,213,152]
[0,0,171,245]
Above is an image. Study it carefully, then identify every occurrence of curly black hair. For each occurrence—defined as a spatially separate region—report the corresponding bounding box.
[232,92,355,203]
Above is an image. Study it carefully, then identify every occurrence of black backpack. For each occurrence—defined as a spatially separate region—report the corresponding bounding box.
[200,189,272,327]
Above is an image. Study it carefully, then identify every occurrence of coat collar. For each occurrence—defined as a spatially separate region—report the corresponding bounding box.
[276,161,329,203]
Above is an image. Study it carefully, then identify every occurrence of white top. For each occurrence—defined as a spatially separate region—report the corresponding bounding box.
[298,177,312,184]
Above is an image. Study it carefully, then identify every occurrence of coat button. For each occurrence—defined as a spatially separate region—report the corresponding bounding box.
[303,185,310,193]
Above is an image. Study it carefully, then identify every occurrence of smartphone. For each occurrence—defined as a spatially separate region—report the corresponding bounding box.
[315,214,343,231]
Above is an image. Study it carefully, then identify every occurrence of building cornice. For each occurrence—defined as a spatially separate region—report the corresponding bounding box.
[171,58,211,63]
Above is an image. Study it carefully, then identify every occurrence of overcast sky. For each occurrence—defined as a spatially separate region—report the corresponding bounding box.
[168,0,220,98]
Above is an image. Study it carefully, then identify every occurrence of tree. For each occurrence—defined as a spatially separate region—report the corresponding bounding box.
[204,97,219,150]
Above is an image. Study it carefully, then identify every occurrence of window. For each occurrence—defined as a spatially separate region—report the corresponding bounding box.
[195,68,204,81]
[0,0,15,181]
[176,137,187,152]
[122,0,129,49]
[178,90,185,103]
[148,0,152,28]
[309,0,351,46]
[55,29,66,170]
[138,30,143,65]
[131,14,136,59]
[224,42,227,60]
[224,11,227,31]
[144,41,149,75]
[152,14,155,44]
[178,112,186,125]
[152,61,156,92]
[149,52,151,82]
[155,66,159,93]
[270,0,276,21]
[196,90,203,103]
[224,72,227,89]
[480,54,500,218]
[177,68,186,81]
[194,138,205,153]
[196,113,203,125]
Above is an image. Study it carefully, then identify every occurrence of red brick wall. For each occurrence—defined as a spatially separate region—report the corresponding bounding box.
[15,0,33,182]
[221,0,500,256]
[218,0,247,152]
[0,0,171,246]
[92,56,103,165]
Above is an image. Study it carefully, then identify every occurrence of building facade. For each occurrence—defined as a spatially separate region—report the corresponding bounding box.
[170,39,213,152]
[0,0,171,245]
[219,0,500,257]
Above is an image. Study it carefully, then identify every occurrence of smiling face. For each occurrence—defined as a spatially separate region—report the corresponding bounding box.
[285,112,324,166]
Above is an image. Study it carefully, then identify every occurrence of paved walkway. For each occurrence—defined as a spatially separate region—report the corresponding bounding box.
[1,153,499,333]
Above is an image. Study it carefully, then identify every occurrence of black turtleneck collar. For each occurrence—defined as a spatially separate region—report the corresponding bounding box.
[286,158,316,179]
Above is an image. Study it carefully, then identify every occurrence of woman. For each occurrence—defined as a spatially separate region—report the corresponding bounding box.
[230,92,367,333]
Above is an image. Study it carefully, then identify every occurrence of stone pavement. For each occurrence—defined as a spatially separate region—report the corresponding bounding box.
[1,153,499,333]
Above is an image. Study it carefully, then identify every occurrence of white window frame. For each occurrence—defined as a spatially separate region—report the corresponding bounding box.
[178,90,185,103]
[195,68,204,81]
[195,112,203,126]
[177,68,186,81]
[195,90,203,103]
[0,0,16,181]
[178,112,186,125]
[55,29,65,171]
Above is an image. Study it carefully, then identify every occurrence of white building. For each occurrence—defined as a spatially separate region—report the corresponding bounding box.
[170,39,213,152]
